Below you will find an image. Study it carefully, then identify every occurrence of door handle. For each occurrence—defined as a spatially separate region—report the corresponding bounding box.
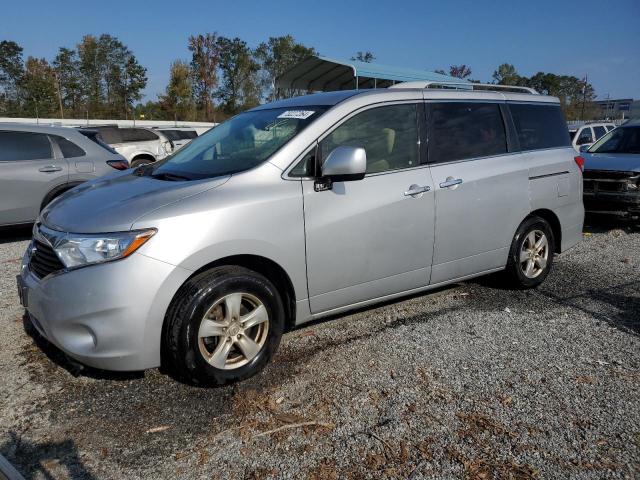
[38,165,63,173]
[439,178,463,189]
[403,185,431,197]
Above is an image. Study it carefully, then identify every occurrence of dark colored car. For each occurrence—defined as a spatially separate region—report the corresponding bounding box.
[581,121,640,221]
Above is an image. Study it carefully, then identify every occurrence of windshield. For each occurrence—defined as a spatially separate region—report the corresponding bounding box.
[589,126,640,154]
[151,106,327,180]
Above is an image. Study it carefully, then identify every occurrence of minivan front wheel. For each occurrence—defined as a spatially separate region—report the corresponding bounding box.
[505,216,555,288]
[164,266,285,386]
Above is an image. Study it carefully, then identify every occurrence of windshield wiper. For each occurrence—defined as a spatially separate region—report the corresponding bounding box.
[151,172,193,181]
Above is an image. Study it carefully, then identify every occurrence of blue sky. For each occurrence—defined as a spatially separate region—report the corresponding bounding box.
[2,0,639,101]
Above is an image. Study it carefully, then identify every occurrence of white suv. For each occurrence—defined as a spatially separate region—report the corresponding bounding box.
[93,126,174,167]
[570,122,615,152]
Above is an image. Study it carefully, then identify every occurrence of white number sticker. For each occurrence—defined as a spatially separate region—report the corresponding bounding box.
[277,110,315,120]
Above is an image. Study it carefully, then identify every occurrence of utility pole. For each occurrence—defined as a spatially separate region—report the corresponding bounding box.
[580,74,588,121]
[54,71,64,119]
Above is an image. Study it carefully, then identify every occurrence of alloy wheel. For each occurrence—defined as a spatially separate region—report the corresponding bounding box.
[519,230,549,279]
[197,292,269,370]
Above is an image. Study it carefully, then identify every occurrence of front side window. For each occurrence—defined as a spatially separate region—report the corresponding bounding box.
[509,103,570,151]
[589,126,640,154]
[428,102,507,163]
[320,104,419,174]
[0,131,53,161]
[152,106,327,180]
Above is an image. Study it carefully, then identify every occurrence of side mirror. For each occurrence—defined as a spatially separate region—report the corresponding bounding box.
[322,146,366,180]
[579,144,591,153]
[315,146,366,192]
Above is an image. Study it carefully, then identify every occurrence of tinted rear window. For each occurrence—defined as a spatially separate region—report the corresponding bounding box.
[160,130,198,140]
[54,136,86,158]
[429,102,507,163]
[0,131,53,161]
[78,130,119,154]
[509,103,570,151]
[95,127,122,144]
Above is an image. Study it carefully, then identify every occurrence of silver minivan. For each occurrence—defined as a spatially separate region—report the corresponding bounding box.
[18,82,584,385]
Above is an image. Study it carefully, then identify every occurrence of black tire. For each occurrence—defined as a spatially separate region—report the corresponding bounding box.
[505,216,555,289]
[163,266,285,386]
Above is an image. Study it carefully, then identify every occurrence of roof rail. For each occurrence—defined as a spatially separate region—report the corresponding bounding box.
[389,80,538,95]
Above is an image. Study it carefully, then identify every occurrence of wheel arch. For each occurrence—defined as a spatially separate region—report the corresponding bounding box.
[131,153,156,163]
[528,208,562,253]
[40,181,85,211]
[174,254,297,332]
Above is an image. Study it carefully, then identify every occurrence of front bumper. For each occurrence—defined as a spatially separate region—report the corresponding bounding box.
[583,191,640,219]
[19,249,191,371]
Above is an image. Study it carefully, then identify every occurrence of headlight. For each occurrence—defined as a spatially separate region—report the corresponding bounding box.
[53,229,156,268]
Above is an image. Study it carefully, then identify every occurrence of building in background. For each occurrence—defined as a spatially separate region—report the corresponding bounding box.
[593,98,639,120]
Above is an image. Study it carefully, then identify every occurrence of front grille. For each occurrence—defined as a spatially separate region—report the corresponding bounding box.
[583,170,638,193]
[29,240,65,279]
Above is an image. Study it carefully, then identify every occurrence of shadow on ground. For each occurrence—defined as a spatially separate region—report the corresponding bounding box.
[0,431,95,480]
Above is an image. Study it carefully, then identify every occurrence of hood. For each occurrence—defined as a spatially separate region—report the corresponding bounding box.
[583,152,640,173]
[41,170,230,233]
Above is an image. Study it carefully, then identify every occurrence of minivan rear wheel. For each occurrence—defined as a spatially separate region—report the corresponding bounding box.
[505,216,555,289]
[163,266,285,386]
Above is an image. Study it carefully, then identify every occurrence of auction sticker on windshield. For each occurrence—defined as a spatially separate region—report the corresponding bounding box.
[277,110,315,119]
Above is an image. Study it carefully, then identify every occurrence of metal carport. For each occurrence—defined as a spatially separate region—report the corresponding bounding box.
[275,56,463,92]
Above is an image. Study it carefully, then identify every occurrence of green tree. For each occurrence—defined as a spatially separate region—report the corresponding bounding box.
[216,36,260,114]
[20,57,58,118]
[254,35,317,101]
[133,100,167,121]
[0,40,24,115]
[159,60,195,121]
[492,63,522,86]
[351,51,375,63]
[53,47,82,117]
[77,34,103,116]
[188,33,220,121]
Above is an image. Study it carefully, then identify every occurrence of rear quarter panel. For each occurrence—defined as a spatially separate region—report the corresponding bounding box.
[526,147,584,251]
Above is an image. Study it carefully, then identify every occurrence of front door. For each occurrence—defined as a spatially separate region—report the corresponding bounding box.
[426,101,529,284]
[0,131,69,226]
[302,103,436,314]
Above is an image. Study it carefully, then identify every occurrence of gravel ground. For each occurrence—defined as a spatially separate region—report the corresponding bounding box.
[0,220,639,479]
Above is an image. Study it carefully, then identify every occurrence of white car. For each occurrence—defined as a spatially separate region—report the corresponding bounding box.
[92,126,174,167]
[570,122,615,152]
[155,128,199,151]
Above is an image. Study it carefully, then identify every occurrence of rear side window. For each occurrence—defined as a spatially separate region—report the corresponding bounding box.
[0,131,53,161]
[593,126,606,139]
[509,103,570,151]
[120,128,159,142]
[159,130,181,141]
[320,104,420,174]
[577,127,594,145]
[53,136,86,158]
[184,130,198,139]
[428,102,507,163]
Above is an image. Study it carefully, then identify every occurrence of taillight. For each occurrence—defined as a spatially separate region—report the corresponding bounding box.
[107,160,130,170]
[574,156,585,172]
